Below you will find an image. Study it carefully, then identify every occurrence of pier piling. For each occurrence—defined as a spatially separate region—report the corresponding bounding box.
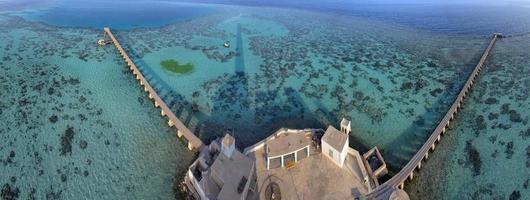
[366,33,501,199]
[103,27,204,151]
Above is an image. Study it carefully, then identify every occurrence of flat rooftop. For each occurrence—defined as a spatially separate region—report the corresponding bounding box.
[190,138,255,200]
[210,149,254,200]
[266,132,310,158]
[248,142,371,200]
[322,125,348,151]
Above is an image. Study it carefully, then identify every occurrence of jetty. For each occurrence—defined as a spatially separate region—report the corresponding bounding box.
[366,33,502,199]
[103,27,203,150]
[101,26,501,199]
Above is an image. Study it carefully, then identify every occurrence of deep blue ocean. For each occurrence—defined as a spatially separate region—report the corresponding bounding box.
[6,0,530,35]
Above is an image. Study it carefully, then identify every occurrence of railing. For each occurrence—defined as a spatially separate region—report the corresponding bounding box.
[243,128,321,154]
[366,33,501,199]
[104,27,203,150]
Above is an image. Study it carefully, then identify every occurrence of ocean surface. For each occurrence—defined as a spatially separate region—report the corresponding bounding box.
[405,34,530,199]
[0,0,529,199]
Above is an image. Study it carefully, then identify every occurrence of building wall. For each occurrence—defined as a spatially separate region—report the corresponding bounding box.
[322,138,349,167]
[339,137,349,167]
[322,140,341,167]
[187,169,207,200]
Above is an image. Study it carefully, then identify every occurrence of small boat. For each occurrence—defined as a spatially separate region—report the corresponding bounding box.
[97,39,111,46]
[97,39,106,46]
[223,41,230,48]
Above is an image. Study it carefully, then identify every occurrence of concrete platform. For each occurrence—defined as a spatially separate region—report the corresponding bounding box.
[249,145,370,200]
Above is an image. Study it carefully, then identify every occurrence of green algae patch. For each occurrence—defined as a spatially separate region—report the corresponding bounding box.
[160,59,194,74]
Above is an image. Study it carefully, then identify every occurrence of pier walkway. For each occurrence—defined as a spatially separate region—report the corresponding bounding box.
[103,27,203,150]
[367,33,502,199]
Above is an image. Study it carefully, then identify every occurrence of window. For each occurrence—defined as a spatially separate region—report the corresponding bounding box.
[328,149,334,158]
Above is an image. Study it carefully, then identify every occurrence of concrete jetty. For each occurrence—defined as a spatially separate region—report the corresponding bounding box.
[366,33,502,199]
[102,26,501,199]
[103,27,203,150]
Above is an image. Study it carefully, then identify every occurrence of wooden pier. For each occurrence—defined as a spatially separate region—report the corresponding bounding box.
[367,33,502,199]
[103,27,203,151]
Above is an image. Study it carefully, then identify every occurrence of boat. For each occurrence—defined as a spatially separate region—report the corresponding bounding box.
[223,41,230,48]
[97,39,111,46]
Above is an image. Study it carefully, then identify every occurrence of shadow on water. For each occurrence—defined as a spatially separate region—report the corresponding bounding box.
[113,23,357,149]
[112,24,491,175]
[113,22,372,153]
[235,23,245,72]
[199,23,364,148]
[192,23,325,147]
[195,23,254,146]
[114,31,211,141]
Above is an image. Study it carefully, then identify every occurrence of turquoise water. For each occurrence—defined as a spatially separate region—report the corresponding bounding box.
[0,16,194,199]
[405,35,530,199]
[1,1,530,199]
[116,7,490,169]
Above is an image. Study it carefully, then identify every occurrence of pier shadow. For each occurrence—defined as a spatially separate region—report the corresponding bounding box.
[180,23,356,148]
[113,24,371,152]
[114,31,212,140]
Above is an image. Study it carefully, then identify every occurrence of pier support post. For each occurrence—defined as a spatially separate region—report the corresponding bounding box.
[105,27,208,156]
[399,182,404,190]
[418,162,422,169]
[431,144,435,151]
[409,173,414,181]
[425,152,429,159]
[437,135,441,142]
[177,130,183,138]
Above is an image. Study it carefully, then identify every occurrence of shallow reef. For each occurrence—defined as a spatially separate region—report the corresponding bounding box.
[120,8,489,167]
[0,14,194,199]
[406,35,530,199]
